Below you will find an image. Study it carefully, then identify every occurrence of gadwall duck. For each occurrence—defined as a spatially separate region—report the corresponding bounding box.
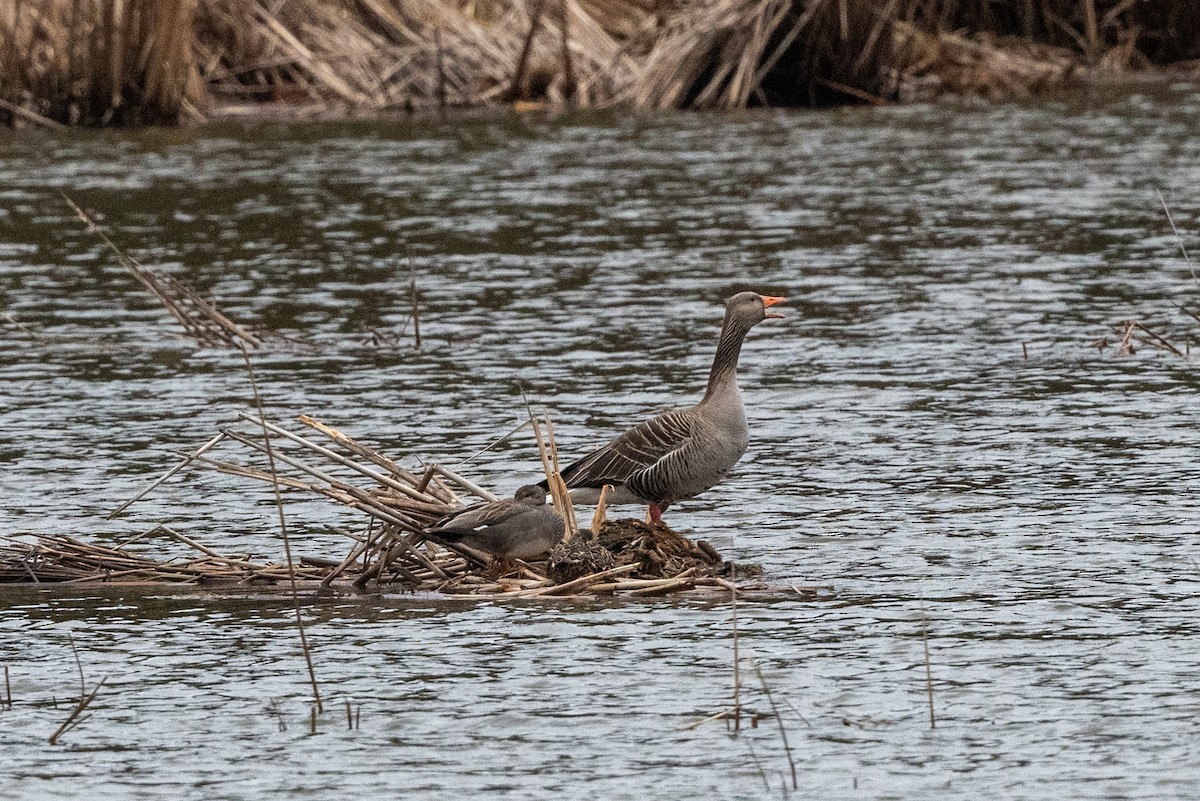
[427,484,565,560]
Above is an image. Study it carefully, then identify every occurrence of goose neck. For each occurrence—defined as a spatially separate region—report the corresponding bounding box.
[702,318,749,401]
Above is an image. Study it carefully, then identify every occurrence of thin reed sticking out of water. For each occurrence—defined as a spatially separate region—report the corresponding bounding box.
[1157,189,1198,290]
[920,601,936,730]
[409,267,422,350]
[750,656,798,791]
[240,344,323,714]
[730,561,742,732]
[48,633,106,745]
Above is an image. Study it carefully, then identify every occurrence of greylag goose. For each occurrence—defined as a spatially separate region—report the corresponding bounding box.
[426,485,564,560]
[542,291,785,522]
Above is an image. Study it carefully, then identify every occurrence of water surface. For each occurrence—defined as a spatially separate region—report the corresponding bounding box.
[3,85,1200,799]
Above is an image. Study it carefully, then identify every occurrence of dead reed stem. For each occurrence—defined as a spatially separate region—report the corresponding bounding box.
[409,268,422,349]
[589,483,612,534]
[542,415,579,536]
[519,385,577,537]
[750,656,798,791]
[559,0,576,102]
[731,562,742,732]
[108,432,227,518]
[239,345,323,714]
[0,97,67,129]
[507,0,547,100]
[48,633,106,745]
[60,192,260,349]
[1156,189,1198,290]
[920,601,935,729]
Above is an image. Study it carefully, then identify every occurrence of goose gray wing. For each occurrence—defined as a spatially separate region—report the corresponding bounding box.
[557,408,696,491]
[428,498,530,536]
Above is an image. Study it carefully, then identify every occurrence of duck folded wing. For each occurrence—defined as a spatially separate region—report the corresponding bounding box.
[429,499,528,535]
[557,409,696,490]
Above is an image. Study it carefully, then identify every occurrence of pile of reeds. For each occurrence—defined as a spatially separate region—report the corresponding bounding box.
[892,20,1083,102]
[185,412,751,596]
[0,529,329,585]
[0,411,762,597]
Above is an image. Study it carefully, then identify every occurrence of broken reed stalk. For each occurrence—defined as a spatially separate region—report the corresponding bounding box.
[4,664,11,710]
[559,0,576,102]
[107,432,227,518]
[518,385,577,538]
[434,26,447,114]
[0,97,67,130]
[49,633,106,745]
[239,345,322,714]
[413,464,437,497]
[750,657,798,791]
[1133,321,1185,357]
[542,415,579,535]
[589,483,612,535]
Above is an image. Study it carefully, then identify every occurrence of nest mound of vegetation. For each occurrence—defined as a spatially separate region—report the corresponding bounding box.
[0,413,769,599]
[598,519,724,574]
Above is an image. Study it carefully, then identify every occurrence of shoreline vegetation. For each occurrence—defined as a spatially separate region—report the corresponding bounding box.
[1,0,1197,129]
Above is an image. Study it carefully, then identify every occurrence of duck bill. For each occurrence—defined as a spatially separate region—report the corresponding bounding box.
[763,295,787,319]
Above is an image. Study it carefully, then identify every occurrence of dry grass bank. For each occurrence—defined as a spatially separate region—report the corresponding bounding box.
[1,0,1197,128]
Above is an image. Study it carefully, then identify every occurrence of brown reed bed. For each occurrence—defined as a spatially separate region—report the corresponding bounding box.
[2,0,1195,128]
[1,413,778,599]
[0,0,200,127]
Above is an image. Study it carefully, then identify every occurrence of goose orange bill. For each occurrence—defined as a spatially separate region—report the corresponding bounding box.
[763,295,786,319]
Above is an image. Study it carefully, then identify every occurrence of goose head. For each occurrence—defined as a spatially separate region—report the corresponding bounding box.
[725,291,787,329]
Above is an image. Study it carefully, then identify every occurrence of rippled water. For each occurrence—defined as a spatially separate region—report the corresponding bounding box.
[4,85,1200,799]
